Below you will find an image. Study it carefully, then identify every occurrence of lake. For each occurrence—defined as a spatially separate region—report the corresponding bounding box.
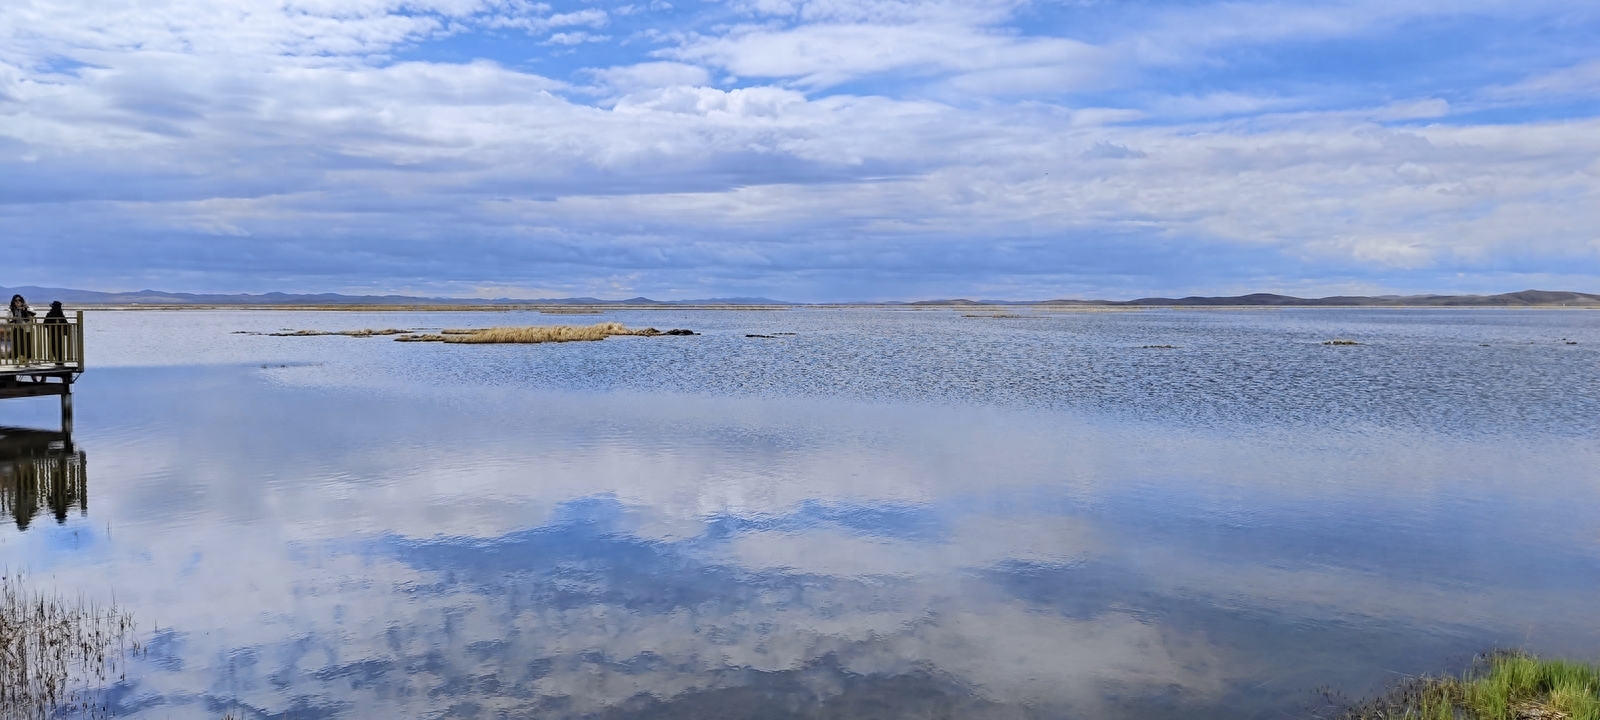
[2,307,1597,719]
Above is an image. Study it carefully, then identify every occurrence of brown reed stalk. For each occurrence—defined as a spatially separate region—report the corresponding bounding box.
[0,573,140,720]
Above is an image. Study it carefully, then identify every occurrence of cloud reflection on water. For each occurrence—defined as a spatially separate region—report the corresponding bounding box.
[1,310,1597,719]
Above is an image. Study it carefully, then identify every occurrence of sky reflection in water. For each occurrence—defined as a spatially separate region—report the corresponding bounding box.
[1,309,1598,719]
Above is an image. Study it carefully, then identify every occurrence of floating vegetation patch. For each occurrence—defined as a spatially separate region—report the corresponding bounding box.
[1332,651,1600,720]
[238,329,416,337]
[264,329,415,337]
[1141,345,1180,349]
[746,334,777,339]
[0,573,141,720]
[395,322,695,344]
[1324,339,1362,346]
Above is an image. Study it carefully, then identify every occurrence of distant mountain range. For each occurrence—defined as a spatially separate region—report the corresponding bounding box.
[924,289,1600,307]
[2,286,1597,307]
[0,287,795,307]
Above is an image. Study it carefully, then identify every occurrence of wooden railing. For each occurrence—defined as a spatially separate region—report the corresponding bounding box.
[0,311,85,370]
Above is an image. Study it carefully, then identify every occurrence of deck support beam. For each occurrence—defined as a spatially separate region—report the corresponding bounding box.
[0,373,76,438]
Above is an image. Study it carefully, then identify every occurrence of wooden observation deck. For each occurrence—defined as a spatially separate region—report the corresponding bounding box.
[0,311,85,434]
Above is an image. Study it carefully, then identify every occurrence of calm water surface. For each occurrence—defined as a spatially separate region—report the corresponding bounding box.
[2,308,1598,719]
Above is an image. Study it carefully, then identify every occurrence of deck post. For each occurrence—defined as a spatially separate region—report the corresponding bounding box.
[60,387,73,437]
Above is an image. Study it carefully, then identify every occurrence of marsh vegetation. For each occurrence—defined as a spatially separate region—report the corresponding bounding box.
[395,322,694,343]
[0,574,139,720]
[266,328,414,337]
[258,322,697,344]
[1336,652,1600,720]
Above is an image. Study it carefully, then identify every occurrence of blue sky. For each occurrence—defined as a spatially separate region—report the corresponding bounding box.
[1,0,1597,300]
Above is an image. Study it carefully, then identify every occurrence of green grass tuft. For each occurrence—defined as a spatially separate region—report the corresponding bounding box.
[1340,652,1600,720]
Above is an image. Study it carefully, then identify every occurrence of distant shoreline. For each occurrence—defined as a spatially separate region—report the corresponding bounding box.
[5,287,1598,309]
[53,302,1600,312]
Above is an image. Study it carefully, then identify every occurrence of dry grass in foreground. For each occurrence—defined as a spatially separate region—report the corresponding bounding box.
[1335,652,1600,720]
[395,322,694,344]
[1,573,140,720]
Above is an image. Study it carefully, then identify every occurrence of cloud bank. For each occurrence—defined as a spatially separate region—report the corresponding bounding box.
[1,0,1597,299]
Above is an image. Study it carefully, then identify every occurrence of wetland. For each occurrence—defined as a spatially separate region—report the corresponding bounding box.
[1,307,1597,719]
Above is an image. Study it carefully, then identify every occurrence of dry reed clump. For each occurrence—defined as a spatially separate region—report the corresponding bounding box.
[0,573,140,720]
[395,322,694,344]
[265,329,413,337]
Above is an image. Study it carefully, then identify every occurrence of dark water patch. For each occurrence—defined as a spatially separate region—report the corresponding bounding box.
[1081,480,1600,590]
[708,499,949,543]
[375,496,915,617]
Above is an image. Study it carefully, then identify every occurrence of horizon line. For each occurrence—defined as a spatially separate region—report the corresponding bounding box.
[4,285,1599,307]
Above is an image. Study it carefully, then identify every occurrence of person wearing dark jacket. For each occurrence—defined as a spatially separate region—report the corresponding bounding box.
[43,301,67,364]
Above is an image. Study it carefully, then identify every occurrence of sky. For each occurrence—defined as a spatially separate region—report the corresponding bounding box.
[1,0,1597,301]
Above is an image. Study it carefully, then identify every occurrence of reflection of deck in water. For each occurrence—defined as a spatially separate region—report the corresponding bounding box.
[0,428,87,530]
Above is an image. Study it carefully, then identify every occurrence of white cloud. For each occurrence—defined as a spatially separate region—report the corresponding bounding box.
[611,85,808,116]
[1490,59,1600,99]
[5,49,1598,293]
[0,0,601,64]
[725,0,1026,24]
[669,22,1109,91]
[1119,0,1572,67]
[1372,98,1451,120]
[589,61,713,94]
[0,0,1597,295]
[1150,92,1302,119]
[544,31,611,45]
